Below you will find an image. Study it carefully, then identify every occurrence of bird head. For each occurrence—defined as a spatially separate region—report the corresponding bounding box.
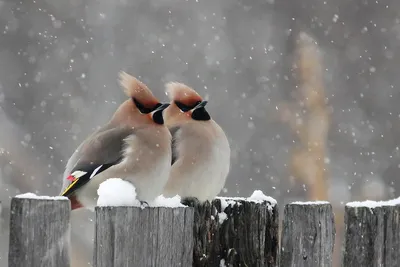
[114,71,169,126]
[163,82,211,127]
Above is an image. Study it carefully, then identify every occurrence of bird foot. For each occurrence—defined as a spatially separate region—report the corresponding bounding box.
[181,197,200,207]
[140,200,149,209]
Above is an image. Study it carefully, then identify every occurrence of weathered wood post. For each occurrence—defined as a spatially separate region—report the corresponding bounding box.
[93,206,194,267]
[280,201,335,267]
[8,194,71,267]
[184,191,279,267]
[343,199,400,267]
[0,200,2,231]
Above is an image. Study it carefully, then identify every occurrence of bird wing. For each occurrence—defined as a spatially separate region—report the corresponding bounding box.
[60,126,135,197]
[169,126,181,165]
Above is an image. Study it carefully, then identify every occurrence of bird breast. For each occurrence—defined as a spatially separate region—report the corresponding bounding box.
[170,121,230,201]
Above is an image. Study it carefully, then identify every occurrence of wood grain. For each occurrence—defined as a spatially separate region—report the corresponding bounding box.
[343,204,400,267]
[280,202,335,267]
[93,206,194,267]
[8,197,71,267]
[184,197,279,267]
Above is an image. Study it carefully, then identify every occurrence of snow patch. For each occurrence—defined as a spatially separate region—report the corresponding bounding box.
[149,195,186,208]
[346,197,400,208]
[291,201,330,205]
[97,179,187,208]
[218,212,228,224]
[217,190,277,212]
[97,178,141,207]
[15,193,67,200]
[220,259,226,267]
[219,197,239,210]
[248,190,277,205]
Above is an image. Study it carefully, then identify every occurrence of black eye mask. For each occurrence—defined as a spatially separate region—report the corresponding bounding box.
[133,97,156,114]
[175,100,201,112]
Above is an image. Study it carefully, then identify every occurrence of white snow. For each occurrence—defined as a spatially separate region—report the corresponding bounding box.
[149,195,186,208]
[217,190,277,212]
[97,178,141,207]
[346,197,400,208]
[97,179,187,208]
[218,212,228,224]
[220,259,227,267]
[291,201,330,205]
[219,197,239,210]
[15,192,67,200]
[248,190,277,205]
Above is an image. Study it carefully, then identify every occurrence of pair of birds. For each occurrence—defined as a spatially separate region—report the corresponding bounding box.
[59,71,231,210]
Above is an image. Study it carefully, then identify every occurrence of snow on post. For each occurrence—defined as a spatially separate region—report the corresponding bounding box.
[8,193,71,267]
[184,190,278,267]
[280,201,335,267]
[93,178,194,267]
[343,197,400,267]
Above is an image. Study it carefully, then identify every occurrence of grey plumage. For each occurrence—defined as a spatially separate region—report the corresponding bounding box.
[61,125,134,193]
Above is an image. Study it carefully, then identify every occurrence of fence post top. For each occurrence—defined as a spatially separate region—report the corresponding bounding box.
[13,193,69,201]
[345,197,400,209]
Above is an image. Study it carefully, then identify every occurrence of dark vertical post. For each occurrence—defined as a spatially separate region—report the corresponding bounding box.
[188,196,279,267]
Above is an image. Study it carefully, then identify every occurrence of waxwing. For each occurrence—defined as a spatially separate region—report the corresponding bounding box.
[162,82,230,202]
[60,72,172,210]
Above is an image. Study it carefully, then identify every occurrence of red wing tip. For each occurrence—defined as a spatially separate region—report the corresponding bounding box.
[67,175,76,181]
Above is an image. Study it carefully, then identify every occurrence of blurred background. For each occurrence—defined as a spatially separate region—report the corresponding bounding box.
[0,0,399,266]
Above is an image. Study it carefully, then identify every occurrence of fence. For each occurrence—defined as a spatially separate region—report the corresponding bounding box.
[4,194,400,267]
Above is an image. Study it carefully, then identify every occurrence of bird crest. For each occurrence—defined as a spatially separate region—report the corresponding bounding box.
[165,82,203,106]
[118,71,159,108]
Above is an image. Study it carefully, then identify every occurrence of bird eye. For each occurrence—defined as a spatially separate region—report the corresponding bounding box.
[132,98,153,114]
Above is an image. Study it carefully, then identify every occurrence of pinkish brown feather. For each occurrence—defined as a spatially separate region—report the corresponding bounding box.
[119,71,159,107]
[165,82,203,105]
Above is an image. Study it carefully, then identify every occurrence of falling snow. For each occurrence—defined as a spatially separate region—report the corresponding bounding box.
[0,0,399,265]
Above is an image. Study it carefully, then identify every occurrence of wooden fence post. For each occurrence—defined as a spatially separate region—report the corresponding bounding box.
[8,194,71,267]
[280,201,335,267]
[0,200,3,264]
[184,193,279,267]
[0,200,2,232]
[343,200,400,267]
[93,206,194,267]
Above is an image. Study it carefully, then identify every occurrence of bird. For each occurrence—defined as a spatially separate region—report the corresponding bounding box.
[59,71,172,210]
[161,82,230,203]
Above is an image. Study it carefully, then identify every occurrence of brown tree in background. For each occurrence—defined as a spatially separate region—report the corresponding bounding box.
[279,31,344,267]
[280,32,330,201]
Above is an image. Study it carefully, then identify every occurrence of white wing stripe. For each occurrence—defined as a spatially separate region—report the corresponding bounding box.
[71,170,87,178]
[90,165,103,179]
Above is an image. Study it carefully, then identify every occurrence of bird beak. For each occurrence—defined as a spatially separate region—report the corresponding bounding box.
[194,100,208,109]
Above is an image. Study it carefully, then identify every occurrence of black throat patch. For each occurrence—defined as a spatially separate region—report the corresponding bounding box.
[152,110,164,124]
[191,107,211,121]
